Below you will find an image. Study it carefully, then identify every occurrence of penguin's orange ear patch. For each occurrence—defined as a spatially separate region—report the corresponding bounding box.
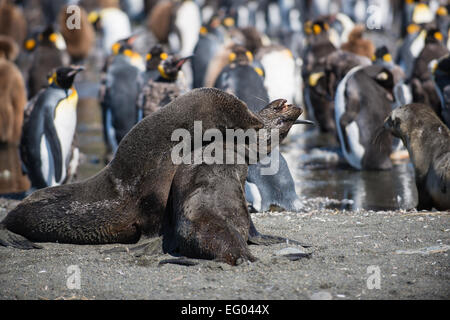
[200,26,208,35]
[407,24,420,34]
[223,17,235,27]
[437,6,448,16]
[229,52,236,62]
[304,21,313,34]
[382,54,392,62]
[313,24,322,35]
[49,33,58,43]
[160,52,168,60]
[25,39,36,51]
[254,67,264,77]
[246,51,253,62]
[123,49,133,57]
[48,72,57,85]
[146,53,152,61]
[112,42,121,55]
[434,31,443,41]
[308,72,324,87]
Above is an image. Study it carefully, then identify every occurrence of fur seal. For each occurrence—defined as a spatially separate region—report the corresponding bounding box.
[381,103,450,210]
[162,99,305,265]
[0,88,263,249]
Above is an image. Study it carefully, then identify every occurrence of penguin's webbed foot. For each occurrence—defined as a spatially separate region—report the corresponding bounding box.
[0,225,42,250]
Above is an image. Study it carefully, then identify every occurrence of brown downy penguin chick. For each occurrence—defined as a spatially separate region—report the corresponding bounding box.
[58,5,96,63]
[147,0,175,44]
[163,100,308,266]
[0,36,27,145]
[137,54,191,118]
[0,88,263,249]
[341,24,375,60]
[27,26,69,99]
[410,27,449,115]
[381,103,450,210]
[0,0,27,48]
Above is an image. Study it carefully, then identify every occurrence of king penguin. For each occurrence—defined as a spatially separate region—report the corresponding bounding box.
[100,36,144,162]
[137,53,191,119]
[20,66,84,190]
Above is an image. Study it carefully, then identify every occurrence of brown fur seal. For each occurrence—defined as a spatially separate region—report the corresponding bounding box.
[0,36,26,145]
[381,103,450,210]
[162,99,305,265]
[0,88,263,249]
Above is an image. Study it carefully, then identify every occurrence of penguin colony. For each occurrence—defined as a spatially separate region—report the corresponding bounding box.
[0,0,449,265]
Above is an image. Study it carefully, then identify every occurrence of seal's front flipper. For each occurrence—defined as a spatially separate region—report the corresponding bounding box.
[159,257,199,266]
[0,224,42,249]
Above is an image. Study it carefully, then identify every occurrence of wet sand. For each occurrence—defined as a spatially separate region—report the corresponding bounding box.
[1,197,448,300]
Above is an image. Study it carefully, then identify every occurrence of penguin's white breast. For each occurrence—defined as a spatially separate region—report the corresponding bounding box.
[261,50,296,102]
[175,1,201,57]
[54,90,78,182]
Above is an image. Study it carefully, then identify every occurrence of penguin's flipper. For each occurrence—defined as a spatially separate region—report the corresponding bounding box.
[0,224,42,250]
[44,110,63,183]
[339,94,360,154]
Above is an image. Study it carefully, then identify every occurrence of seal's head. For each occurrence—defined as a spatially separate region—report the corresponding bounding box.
[258,99,311,142]
[379,103,444,142]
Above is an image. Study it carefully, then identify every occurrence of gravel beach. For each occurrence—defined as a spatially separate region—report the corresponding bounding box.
[1,197,448,300]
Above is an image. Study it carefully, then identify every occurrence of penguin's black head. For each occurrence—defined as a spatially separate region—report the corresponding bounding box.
[49,66,85,90]
[39,25,61,47]
[157,55,192,81]
[304,19,330,37]
[111,34,138,56]
[200,14,222,35]
[425,27,444,44]
[146,44,168,70]
[258,100,310,142]
[373,46,392,64]
[228,45,254,65]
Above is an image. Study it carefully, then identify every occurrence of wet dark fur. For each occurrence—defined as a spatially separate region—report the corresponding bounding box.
[382,104,450,210]
[0,88,263,248]
[163,100,302,265]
